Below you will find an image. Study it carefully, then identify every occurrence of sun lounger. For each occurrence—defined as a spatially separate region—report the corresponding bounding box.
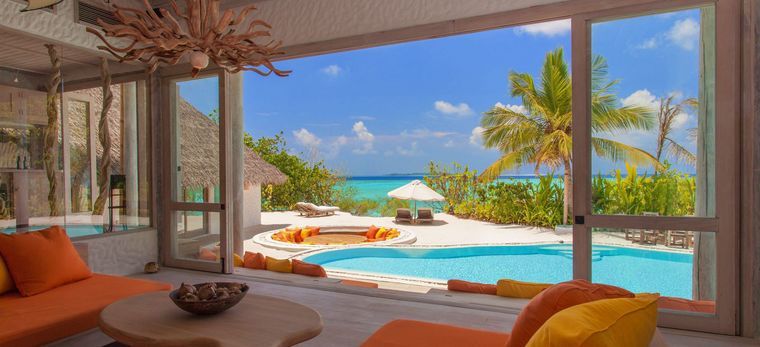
[395,208,413,224]
[416,208,434,224]
[295,202,339,217]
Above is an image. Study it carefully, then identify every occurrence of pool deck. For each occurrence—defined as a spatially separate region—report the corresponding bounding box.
[245,211,692,260]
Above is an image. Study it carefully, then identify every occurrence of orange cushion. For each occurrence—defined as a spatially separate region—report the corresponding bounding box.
[496,279,552,299]
[0,255,14,295]
[366,225,380,239]
[0,273,170,347]
[658,296,715,313]
[233,253,244,267]
[243,252,266,270]
[0,226,92,296]
[306,226,321,236]
[198,248,218,261]
[506,279,634,347]
[365,238,386,242]
[375,228,389,239]
[292,259,327,277]
[447,279,497,295]
[300,228,313,240]
[362,319,509,347]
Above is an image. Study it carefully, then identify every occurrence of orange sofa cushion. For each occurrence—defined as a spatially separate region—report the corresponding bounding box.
[506,279,634,347]
[307,226,321,236]
[658,296,715,313]
[447,279,497,295]
[366,225,380,239]
[0,255,14,295]
[0,226,92,296]
[292,259,327,277]
[265,256,293,273]
[0,273,171,347]
[243,252,266,270]
[496,279,552,299]
[362,319,509,347]
[198,248,218,261]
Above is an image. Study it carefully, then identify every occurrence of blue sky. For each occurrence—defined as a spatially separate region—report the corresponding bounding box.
[181,8,705,176]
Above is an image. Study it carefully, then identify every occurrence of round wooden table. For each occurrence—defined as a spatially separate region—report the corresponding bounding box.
[99,291,323,347]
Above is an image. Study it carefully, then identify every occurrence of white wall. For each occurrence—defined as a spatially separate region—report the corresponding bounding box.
[243,184,262,228]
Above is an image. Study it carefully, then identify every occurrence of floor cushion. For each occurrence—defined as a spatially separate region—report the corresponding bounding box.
[292,259,327,277]
[447,279,497,295]
[0,273,171,347]
[362,319,510,347]
[507,279,634,347]
[525,293,659,347]
[266,256,293,273]
[496,279,552,299]
[0,226,92,296]
[244,252,266,269]
[658,296,715,313]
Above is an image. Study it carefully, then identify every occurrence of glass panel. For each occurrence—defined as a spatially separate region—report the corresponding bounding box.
[591,227,716,315]
[172,76,220,203]
[67,99,93,213]
[174,210,221,261]
[589,6,715,217]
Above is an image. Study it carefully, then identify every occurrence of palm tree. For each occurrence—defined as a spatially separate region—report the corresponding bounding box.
[479,47,659,224]
[654,95,696,166]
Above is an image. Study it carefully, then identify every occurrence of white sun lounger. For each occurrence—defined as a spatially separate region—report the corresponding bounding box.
[295,202,340,217]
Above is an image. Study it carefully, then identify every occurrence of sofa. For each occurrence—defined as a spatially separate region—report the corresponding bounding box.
[0,226,171,346]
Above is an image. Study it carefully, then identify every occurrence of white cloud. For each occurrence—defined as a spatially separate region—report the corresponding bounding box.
[444,140,456,148]
[494,102,528,114]
[667,18,699,51]
[325,135,349,158]
[400,128,456,139]
[635,37,658,50]
[514,19,571,37]
[469,126,485,146]
[621,89,689,129]
[352,121,375,154]
[393,142,420,157]
[321,64,343,76]
[351,115,375,121]
[292,128,321,148]
[434,100,473,117]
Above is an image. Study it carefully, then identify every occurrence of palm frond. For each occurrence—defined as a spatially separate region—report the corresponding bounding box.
[664,137,696,166]
[591,137,662,169]
[478,146,536,182]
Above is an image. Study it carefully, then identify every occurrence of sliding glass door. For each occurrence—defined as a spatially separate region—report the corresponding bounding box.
[163,72,233,273]
[571,0,739,334]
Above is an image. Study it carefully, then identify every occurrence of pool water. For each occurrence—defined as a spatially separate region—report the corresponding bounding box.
[303,244,694,298]
[1,224,146,238]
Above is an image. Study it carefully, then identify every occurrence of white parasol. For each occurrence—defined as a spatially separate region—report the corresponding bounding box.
[387,180,445,217]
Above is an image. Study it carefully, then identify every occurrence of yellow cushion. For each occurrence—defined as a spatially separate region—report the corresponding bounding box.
[300,228,313,240]
[265,256,293,273]
[497,279,552,298]
[376,228,389,239]
[526,293,659,347]
[0,255,14,294]
[233,253,244,267]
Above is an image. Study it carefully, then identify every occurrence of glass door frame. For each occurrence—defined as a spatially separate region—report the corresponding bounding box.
[161,69,234,273]
[571,0,740,334]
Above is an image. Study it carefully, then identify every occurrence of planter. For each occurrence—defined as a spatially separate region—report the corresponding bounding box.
[554,224,573,235]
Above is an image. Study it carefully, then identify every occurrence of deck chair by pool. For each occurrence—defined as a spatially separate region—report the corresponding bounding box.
[417,208,434,224]
[296,202,340,217]
[395,208,413,224]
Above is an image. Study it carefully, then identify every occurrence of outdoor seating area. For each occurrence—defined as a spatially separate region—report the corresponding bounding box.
[295,202,341,217]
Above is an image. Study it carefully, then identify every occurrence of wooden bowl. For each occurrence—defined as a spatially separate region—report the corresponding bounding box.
[169,282,249,315]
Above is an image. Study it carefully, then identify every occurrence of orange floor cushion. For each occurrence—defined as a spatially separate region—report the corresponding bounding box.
[0,273,171,347]
[447,279,498,295]
[361,319,509,347]
[658,296,715,313]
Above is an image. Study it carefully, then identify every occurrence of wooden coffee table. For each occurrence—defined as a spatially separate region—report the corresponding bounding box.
[99,291,323,347]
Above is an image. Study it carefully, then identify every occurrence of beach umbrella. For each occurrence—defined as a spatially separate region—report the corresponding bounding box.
[387,180,445,217]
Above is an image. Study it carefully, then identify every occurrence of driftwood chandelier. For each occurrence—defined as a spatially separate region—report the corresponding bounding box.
[86,0,291,77]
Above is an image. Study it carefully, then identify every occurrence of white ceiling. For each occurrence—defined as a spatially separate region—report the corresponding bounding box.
[0,29,101,75]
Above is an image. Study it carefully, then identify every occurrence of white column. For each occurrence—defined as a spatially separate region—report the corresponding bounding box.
[123,82,139,226]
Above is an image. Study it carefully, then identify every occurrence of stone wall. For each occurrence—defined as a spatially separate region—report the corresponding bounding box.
[73,228,158,276]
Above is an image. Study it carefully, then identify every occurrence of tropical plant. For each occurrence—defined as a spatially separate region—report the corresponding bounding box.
[423,161,478,213]
[479,47,659,224]
[653,95,696,166]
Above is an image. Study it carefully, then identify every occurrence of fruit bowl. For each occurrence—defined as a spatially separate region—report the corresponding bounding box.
[169,282,249,315]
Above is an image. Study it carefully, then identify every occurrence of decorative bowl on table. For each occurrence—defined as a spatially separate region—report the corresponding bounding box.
[169,282,249,315]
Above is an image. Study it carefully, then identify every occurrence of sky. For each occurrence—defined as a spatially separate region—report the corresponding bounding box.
[180,7,706,177]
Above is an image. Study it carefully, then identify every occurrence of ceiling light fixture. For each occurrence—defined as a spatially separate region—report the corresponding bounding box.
[86,0,290,78]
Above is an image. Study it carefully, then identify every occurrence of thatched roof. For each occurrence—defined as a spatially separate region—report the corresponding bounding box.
[69,86,287,189]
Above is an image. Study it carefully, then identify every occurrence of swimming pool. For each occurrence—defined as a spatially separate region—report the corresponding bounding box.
[1,224,147,238]
[303,244,694,298]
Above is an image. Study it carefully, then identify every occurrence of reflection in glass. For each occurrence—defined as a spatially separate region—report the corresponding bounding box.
[175,210,221,261]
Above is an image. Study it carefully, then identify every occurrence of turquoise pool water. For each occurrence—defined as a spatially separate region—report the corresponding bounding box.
[303,244,693,298]
[1,224,146,238]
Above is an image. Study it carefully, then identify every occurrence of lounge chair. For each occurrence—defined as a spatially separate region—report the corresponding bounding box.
[666,230,692,249]
[395,208,413,224]
[295,202,339,217]
[416,208,434,224]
